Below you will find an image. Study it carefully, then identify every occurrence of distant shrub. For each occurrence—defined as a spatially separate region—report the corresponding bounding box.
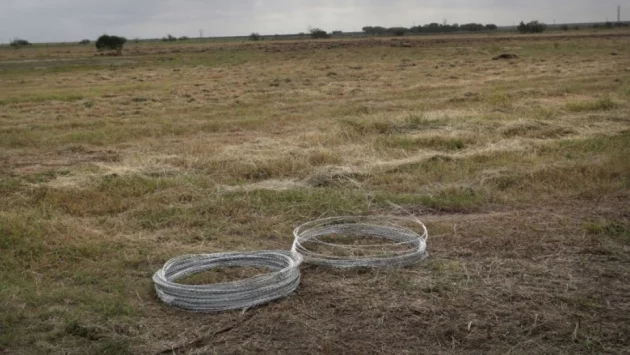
[517,21,547,34]
[179,36,189,41]
[249,32,261,41]
[79,39,91,45]
[95,35,127,51]
[10,39,31,48]
[561,25,569,31]
[485,24,498,30]
[310,28,330,39]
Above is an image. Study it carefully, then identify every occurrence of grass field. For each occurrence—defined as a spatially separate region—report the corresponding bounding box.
[1,30,629,354]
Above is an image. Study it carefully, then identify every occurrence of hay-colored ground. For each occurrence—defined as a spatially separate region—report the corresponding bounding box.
[1,30,629,354]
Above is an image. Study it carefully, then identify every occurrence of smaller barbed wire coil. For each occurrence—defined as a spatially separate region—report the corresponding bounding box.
[292,216,428,268]
[153,251,302,312]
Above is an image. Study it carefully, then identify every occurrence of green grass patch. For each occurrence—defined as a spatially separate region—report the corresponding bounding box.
[566,96,618,112]
[583,220,630,245]
[380,187,489,213]
[0,93,84,106]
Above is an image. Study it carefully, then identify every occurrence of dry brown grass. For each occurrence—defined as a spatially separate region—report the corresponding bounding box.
[1,30,629,354]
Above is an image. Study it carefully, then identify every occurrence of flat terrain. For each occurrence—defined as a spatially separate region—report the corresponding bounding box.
[1,30,629,354]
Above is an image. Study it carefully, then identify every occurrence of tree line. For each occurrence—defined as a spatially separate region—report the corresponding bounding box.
[362,23,498,36]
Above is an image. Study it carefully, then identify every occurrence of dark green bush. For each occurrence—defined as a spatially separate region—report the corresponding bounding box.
[95,35,127,51]
[10,39,31,48]
[249,32,261,41]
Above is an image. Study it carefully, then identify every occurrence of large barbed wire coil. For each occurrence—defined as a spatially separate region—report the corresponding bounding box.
[292,216,428,268]
[153,251,302,312]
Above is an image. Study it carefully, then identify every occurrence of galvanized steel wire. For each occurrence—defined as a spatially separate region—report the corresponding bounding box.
[292,216,428,268]
[152,251,302,313]
[153,216,428,312]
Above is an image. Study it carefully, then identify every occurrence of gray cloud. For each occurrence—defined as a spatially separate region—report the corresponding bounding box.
[0,0,621,43]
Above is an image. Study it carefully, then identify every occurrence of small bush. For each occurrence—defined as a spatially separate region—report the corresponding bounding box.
[79,39,91,45]
[561,24,569,31]
[179,36,189,41]
[95,34,127,51]
[249,32,261,41]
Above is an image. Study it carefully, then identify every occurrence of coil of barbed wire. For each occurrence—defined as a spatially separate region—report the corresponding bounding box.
[153,251,302,312]
[292,216,428,268]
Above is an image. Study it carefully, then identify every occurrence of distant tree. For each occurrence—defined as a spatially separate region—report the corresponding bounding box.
[517,21,547,33]
[387,27,408,36]
[604,21,614,29]
[10,39,31,48]
[561,24,569,31]
[95,35,127,51]
[425,23,441,32]
[179,36,189,41]
[249,32,261,41]
[310,28,330,39]
[162,34,177,42]
[460,23,485,32]
[485,24,498,30]
[79,39,91,45]
[362,26,387,35]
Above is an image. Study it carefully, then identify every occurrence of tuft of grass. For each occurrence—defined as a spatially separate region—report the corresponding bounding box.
[308,150,342,166]
[566,96,618,112]
[501,121,574,139]
[583,220,629,245]
[417,187,489,212]
[0,93,85,105]
[339,114,442,136]
[65,321,100,341]
[379,135,469,151]
[381,187,490,213]
[94,339,131,355]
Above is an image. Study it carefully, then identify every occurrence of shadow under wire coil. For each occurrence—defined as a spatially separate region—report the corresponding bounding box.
[292,216,428,268]
[152,251,302,312]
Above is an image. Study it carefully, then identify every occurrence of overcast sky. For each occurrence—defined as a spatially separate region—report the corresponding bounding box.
[0,0,622,43]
